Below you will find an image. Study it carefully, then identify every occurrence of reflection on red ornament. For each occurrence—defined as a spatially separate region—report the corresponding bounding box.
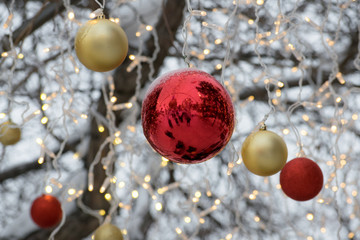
[280,157,323,201]
[30,194,62,228]
[141,69,235,164]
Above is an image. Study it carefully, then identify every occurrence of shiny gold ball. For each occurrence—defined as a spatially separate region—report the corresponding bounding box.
[241,129,287,176]
[0,121,21,146]
[75,18,128,72]
[94,223,123,240]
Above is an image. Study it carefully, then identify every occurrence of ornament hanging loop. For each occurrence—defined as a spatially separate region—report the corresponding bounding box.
[296,147,306,158]
[183,55,191,67]
[90,0,106,19]
[259,123,267,131]
[89,8,105,19]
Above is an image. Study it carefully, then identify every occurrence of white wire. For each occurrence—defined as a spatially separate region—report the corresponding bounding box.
[181,0,193,67]
[220,0,239,85]
[94,0,106,9]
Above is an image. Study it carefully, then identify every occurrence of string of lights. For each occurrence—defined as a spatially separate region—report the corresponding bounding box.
[0,0,359,239]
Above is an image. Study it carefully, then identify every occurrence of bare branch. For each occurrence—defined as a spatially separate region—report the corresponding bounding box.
[1,0,81,51]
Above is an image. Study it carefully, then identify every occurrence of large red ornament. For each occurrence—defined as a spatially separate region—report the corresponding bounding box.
[30,194,62,228]
[280,157,323,201]
[141,69,235,164]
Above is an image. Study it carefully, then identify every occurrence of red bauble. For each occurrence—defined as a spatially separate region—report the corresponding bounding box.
[280,157,323,201]
[141,69,235,164]
[30,194,62,228]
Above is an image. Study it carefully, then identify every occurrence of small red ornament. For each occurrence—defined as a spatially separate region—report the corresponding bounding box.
[30,194,62,228]
[141,69,235,164]
[280,157,323,201]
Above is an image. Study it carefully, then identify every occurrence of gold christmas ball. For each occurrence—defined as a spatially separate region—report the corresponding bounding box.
[0,121,21,146]
[241,129,287,176]
[75,18,128,72]
[94,223,123,240]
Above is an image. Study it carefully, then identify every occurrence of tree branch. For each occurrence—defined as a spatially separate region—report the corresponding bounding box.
[1,0,81,51]
[18,0,186,239]
[0,160,43,184]
[21,209,99,240]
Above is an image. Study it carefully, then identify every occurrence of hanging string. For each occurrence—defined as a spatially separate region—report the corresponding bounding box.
[3,0,20,119]
[253,4,275,129]
[181,0,193,67]
[94,0,105,8]
[220,0,239,85]
[1,0,359,239]
[49,194,67,240]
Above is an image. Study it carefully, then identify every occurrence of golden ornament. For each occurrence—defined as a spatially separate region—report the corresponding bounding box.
[241,127,287,176]
[94,223,123,240]
[0,121,21,146]
[75,18,128,72]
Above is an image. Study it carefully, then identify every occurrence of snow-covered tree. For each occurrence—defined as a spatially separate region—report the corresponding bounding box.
[0,0,359,239]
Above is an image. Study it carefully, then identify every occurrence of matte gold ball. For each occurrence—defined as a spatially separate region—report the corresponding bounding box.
[94,223,123,240]
[241,129,287,176]
[75,18,128,72]
[0,121,21,146]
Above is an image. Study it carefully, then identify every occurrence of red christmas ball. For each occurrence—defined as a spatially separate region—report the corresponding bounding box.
[280,157,323,201]
[30,194,62,228]
[141,69,235,164]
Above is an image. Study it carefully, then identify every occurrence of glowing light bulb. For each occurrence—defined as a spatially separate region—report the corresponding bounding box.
[41,116,48,124]
[195,191,201,198]
[45,185,53,193]
[104,193,112,201]
[249,194,256,200]
[132,190,139,199]
[38,157,44,164]
[68,11,75,20]
[40,93,47,100]
[113,137,122,145]
[203,49,210,55]
[98,125,105,133]
[215,39,222,44]
[226,233,233,240]
[42,104,49,111]
[68,188,76,195]
[155,202,162,211]
[144,175,151,182]
[282,128,290,135]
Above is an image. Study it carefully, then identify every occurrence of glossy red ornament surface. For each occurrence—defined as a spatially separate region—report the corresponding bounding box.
[30,194,62,228]
[280,157,323,201]
[141,69,235,164]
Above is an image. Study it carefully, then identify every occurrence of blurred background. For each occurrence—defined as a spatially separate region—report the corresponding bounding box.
[0,0,359,239]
